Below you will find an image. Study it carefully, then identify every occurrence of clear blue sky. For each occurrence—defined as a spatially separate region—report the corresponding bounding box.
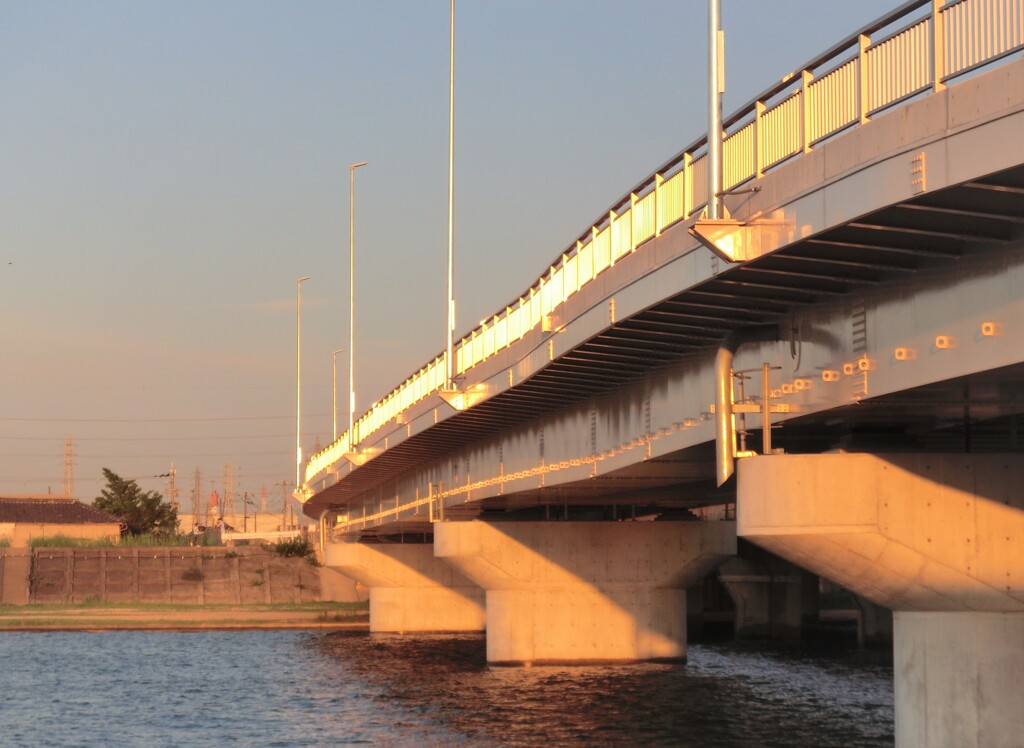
[0,0,902,508]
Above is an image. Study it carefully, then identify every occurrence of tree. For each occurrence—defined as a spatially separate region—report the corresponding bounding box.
[93,468,178,536]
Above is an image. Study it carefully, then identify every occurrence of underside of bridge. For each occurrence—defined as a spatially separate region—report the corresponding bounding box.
[310,162,1024,535]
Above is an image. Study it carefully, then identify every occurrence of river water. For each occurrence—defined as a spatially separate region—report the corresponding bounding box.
[0,630,893,747]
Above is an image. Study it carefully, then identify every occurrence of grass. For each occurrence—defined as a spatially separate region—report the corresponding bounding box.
[0,537,11,548]
[0,600,368,613]
[29,533,195,548]
[0,600,369,629]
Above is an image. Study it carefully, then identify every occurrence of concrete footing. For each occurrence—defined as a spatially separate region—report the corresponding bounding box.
[739,453,1024,747]
[326,541,485,632]
[435,520,735,664]
[895,611,1024,747]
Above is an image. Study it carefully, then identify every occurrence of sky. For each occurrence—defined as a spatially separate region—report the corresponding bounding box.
[0,0,904,513]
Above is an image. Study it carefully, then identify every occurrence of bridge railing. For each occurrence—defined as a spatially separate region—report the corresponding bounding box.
[305,0,1023,487]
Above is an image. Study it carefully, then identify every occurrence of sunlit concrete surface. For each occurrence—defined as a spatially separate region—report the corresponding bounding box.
[435,521,735,664]
[326,541,484,632]
[739,453,1024,747]
[895,611,1024,748]
[738,454,1024,611]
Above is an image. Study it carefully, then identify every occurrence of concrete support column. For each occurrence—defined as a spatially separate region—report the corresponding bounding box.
[738,453,1024,748]
[896,611,1023,746]
[435,520,736,664]
[854,594,893,647]
[717,541,819,639]
[326,541,484,633]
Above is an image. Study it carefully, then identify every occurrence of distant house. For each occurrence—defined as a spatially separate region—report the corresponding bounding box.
[0,495,122,547]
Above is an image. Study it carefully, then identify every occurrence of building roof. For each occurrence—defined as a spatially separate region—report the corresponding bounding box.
[0,497,121,525]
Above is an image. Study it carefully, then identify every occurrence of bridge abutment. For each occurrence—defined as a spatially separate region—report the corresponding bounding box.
[325,541,484,632]
[738,453,1024,748]
[434,520,735,664]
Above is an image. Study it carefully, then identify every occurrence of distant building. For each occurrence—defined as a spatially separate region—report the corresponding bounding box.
[0,495,121,547]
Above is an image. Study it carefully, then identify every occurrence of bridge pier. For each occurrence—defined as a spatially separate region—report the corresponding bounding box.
[738,453,1024,748]
[717,541,819,640]
[325,541,484,633]
[434,520,735,664]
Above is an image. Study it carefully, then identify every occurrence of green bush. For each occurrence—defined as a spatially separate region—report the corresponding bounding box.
[0,537,11,548]
[270,537,314,558]
[117,533,191,547]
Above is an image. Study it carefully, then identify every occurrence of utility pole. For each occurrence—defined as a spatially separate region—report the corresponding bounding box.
[280,481,290,530]
[192,468,202,528]
[223,460,236,519]
[167,463,179,512]
[63,436,74,498]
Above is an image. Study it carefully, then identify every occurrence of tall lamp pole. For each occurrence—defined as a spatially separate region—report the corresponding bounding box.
[348,161,367,451]
[445,0,456,389]
[707,0,723,220]
[295,275,311,492]
[332,348,343,441]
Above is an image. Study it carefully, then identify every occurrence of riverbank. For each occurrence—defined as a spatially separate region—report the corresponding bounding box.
[0,601,369,631]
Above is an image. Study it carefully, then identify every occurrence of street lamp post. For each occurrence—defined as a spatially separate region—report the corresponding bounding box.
[332,347,343,441]
[348,161,367,452]
[707,0,723,220]
[295,275,311,492]
[445,0,456,389]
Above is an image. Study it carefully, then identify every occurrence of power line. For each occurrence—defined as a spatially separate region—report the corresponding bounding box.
[1,450,298,458]
[0,434,295,442]
[0,413,330,424]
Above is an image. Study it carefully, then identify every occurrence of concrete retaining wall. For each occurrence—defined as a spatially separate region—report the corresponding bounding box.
[1,549,32,604]
[27,547,327,605]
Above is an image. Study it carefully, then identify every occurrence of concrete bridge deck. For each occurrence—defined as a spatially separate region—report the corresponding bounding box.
[305,53,1024,535]
[298,2,1024,745]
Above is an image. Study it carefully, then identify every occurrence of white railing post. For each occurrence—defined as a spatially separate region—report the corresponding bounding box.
[931,0,946,92]
[629,193,638,251]
[609,210,618,265]
[755,101,765,178]
[682,152,692,220]
[859,34,871,124]
[801,70,814,152]
[654,174,663,236]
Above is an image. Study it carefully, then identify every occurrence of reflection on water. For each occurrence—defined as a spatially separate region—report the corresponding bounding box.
[0,630,892,747]
[313,632,894,748]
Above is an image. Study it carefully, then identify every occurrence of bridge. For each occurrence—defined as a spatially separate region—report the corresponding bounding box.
[299,1,1024,745]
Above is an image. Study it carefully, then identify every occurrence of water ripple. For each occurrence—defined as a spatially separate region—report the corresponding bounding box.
[0,630,892,747]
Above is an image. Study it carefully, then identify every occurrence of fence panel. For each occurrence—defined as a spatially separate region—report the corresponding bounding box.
[807,57,859,143]
[867,17,932,113]
[761,91,802,168]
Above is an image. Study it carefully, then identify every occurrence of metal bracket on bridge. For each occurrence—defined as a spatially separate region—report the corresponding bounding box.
[689,211,793,264]
[439,383,489,412]
[343,449,375,467]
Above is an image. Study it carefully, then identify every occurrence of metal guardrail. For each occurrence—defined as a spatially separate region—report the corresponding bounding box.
[222,529,302,543]
[306,0,1024,486]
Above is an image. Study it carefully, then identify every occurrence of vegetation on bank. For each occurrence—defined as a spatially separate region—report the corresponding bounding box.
[0,600,367,613]
[29,533,196,548]
[270,537,320,565]
[0,600,369,629]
